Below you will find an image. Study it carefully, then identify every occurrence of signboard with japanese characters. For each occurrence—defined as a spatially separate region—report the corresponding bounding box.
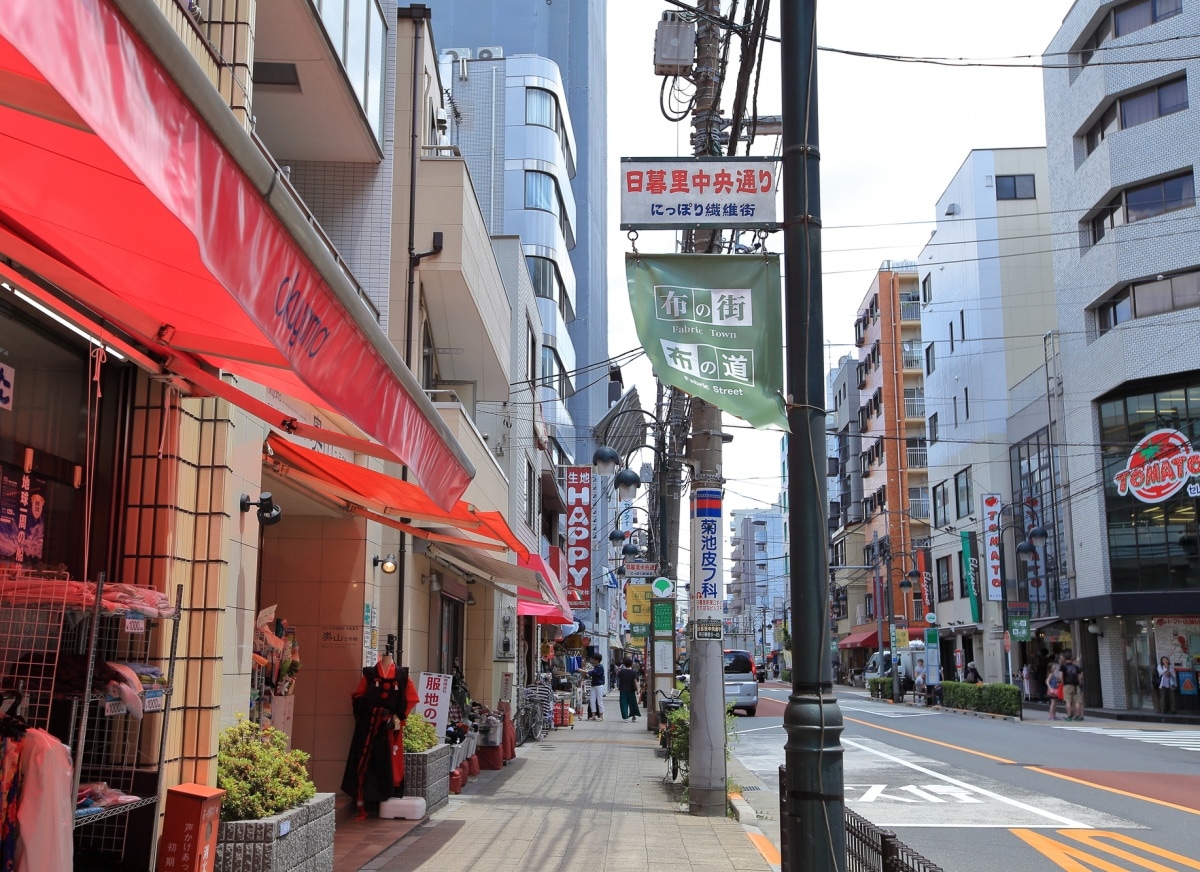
[626,254,788,430]
[417,672,455,738]
[623,561,658,577]
[691,488,723,623]
[564,466,592,610]
[626,583,652,638]
[620,157,779,230]
[0,466,47,564]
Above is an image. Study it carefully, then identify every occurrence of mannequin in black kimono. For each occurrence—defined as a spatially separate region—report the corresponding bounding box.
[341,643,418,819]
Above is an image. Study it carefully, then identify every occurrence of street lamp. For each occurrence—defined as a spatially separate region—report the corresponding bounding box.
[990,500,1048,685]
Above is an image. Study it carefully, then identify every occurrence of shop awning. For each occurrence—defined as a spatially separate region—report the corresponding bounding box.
[516,599,575,624]
[425,543,542,599]
[517,554,573,616]
[265,435,525,557]
[838,627,880,649]
[0,0,473,509]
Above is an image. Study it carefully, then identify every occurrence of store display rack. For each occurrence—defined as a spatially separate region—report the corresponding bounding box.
[0,567,181,864]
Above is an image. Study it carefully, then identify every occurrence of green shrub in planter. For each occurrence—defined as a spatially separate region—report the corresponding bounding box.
[216,716,315,821]
[403,711,439,752]
[978,683,1021,716]
[780,669,792,683]
[867,677,894,700]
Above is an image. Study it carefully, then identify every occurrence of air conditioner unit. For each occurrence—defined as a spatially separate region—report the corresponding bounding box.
[441,48,472,62]
[477,45,504,60]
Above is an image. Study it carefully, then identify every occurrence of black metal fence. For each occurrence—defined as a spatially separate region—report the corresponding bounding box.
[845,808,945,871]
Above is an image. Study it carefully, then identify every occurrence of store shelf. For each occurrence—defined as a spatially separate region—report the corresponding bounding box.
[74,796,159,829]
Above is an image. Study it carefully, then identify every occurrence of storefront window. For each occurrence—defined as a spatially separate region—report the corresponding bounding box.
[1100,376,1200,591]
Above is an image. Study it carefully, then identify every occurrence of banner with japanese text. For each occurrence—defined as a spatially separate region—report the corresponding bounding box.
[564,466,592,610]
[417,672,454,738]
[690,488,723,622]
[620,157,779,230]
[627,254,788,430]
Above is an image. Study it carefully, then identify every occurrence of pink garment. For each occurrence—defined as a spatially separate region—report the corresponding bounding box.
[14,729,72,872]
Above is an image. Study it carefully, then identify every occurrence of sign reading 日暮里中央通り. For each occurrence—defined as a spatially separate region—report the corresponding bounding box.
[620,157,779,230]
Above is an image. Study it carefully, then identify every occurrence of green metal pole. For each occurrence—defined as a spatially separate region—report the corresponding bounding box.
[780,1,845,869]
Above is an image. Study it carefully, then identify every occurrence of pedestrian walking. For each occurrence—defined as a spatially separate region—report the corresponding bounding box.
[1157,656,1178,714]
[914,658,928,706]
[617,656,641,721]
[1046,657,1063,720]
[1035,648,1052,701]
[963,661,982,684]
[1060,651,1084,721]
[585,654,606,720]
[608,660,617,691]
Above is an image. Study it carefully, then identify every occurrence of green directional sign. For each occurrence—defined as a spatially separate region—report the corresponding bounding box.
[1009,615,1031,642]
[653,601,673,634]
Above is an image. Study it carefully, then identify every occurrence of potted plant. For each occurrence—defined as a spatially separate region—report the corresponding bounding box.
[402,712,453,813]
[214,716,334,872]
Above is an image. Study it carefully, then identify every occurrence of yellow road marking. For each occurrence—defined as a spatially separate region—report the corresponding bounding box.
[747,831,781,865]
[1011,829,1200,871]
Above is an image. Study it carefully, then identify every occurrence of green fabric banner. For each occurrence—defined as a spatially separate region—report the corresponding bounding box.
[961,530,982,624]
[626,253,788,430]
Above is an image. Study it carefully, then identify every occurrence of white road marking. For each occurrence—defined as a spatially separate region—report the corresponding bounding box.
[1053,726,1200,752]
[839,704,940,718]
[843,738,1088,827]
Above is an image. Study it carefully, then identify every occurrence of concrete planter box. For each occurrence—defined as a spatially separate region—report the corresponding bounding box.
[403,743,453,813]
[215,792,335,872]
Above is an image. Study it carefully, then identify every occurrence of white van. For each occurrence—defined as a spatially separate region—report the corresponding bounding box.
[864,643,927,689]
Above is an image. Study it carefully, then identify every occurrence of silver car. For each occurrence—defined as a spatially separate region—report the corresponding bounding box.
[723,649,758,716]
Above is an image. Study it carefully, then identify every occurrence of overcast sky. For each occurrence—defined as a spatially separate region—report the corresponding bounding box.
[603,2,1075,569]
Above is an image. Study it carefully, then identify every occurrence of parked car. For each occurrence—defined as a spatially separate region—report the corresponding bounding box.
[723,649,758,716]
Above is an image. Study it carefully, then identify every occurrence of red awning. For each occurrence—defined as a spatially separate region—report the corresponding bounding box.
[265,435,526,557]
[517,554,573,617]
[516,599,574,624]
[0,0,472,509]
[838,627,880,649]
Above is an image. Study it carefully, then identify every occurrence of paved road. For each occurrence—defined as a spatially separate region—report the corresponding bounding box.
[730,683,1200,870]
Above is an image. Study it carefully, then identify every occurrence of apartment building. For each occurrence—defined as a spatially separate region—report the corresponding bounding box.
[729,509,788,660]
[832,265,930,664]
[1045,0,1200,711]
[917,148,1060,685]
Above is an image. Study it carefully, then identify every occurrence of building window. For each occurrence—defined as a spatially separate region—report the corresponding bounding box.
[996,174,1035,200]
[948,322,955,353]
[1090,171,1195,244]
[525,459,537,528]
[1081,0,1181,64]
[953,396,959,428]
[932,481,949,527]
[959,309,965,341]
[928,412,939,445]
[1086,77,1187,155]
[1097,268,1200,333]
[527,255,573,323]
[964,387,970,420]
[925,343,936,375]
[954,468,973,519]
[524,170,572,242]
[936,555,953,602]
[921,273,933,304]
[526,320,537,385]
[526,87,558,130]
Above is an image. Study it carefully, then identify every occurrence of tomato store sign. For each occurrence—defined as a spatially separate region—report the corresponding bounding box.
[565,466,592,610]
[1113,429,1200,503]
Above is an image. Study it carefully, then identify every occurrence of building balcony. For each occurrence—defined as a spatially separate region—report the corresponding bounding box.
[907,498,930,519]
[904,398,925,419]
[907,447,928,468]
[249,0,384,162]
[416,158,511,401]
[900,301,921,323]
[430,395,509,512]
[902,352,923,370]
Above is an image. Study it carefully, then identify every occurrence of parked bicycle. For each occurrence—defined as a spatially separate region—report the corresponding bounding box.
[656,689,687,781]
[515,676,554,746]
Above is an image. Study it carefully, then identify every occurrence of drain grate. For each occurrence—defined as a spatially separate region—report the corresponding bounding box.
[741,785,763,791]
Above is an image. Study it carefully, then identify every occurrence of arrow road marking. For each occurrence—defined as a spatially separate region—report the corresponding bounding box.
[843,738,1089,827]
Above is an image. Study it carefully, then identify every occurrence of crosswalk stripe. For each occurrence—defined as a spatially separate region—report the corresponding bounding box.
[1053,727,1200,751]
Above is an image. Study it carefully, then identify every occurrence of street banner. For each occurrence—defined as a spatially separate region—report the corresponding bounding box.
[626,253,788,430]
[691,488,724,622]
[961,530,982,623]
[620,157,779,230]
[564,466,592,609]
[982,494,1004,602]
[417,672,454,739]
[915,546,933,613]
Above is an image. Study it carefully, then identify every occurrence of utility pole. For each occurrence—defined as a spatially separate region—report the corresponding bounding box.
[780,2,846,870]
[686,0,728,817]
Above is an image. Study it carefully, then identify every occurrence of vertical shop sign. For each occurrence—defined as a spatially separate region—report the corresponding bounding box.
[0,364,14,411]
[564,466,592,610]
[691,488,723,622]
[981,494,1004,602]
[915,546,933,610]
[417,672,455,738]
[961,530,982,623]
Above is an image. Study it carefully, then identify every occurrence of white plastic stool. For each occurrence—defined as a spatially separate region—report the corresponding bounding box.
[379,797,427,820]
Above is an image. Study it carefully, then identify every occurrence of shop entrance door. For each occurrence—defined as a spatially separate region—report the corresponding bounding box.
[1126,632,1154,710]
[438,595,464,676]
